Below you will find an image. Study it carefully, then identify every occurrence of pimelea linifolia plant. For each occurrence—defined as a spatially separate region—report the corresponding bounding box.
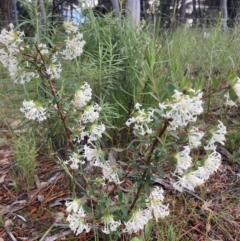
[1,17,240,237]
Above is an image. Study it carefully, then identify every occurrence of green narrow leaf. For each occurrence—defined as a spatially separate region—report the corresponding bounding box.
[211,76,219,89]
[112,148,124,152]
[179,76,187,89]
[118,189,123,202]
[166,82,176,98]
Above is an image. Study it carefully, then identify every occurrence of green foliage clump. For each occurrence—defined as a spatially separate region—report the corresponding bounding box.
[225,130,240,163]
[13,132,37,188]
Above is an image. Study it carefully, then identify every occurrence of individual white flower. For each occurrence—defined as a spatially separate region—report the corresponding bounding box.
[174,146,192,175]
[65,152,85,169]
[46,61,62,80]
[233,77,240,98]
[160,90,203,130]
[173,170,205,192]
[73,82,92,108]
[63,21,78,34]
[66,212,90,235]
[80,103,101,123]
[204,120,227,151]
[203,151,221,177]
[224,93,237,107]
[101,214,121,234]
[188,127,204,149]
[20,100,47,122]
[61,33,86,60]
[123,209,152,234]
[83,145,103,166]
[98,161,121,185]
[146,187,169,221]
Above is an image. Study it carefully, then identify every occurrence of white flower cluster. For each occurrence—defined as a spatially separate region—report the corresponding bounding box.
[20,100,47,122]
[159,90,203,130]
[123,187,169,234]
[73,82,92,108]
[174,146,192,175]
[204,120,227,151]
[123,209,152,234]
[63,21,78,34]
[64,152,85,169]
[173,151,222,192]
[101,214,121,234]
[146,186,169,221]
[66,188,169,235]
[61,24,86,60]
[126,103,154,136]
[0,24,38,84]
[66,199,90,235]
[81,103,101,124]
[173,121,226,192]
[188,127,204,149]
[46,54,62,80]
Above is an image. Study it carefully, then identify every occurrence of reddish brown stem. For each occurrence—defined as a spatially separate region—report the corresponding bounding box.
[128,119,169,213]
[34,44,72,148]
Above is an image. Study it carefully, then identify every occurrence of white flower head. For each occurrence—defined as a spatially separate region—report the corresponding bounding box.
[101,214,121,234]
[204,120,227,151]
[126,103,154,136]
[83,145,103,166]
[61,32,86,60]
[63,21,78,34]
[81,123,105,142]
[46,61,62,80]
[146,187,169,221]
[97,161,121,185]
[233,77,240,98]
[0,23,24,49]
[66,199,85,214]
[123,209,152,234]
[81,103,101,123]
[73,82,92,108]
[173,170,205,192]
[13,70,38,84]
[188,127,204,149]
[66,212,90,235]
[174,146,192,175]
[20,100,47,122]
[203,151,221,176]
[65,152,85,169]
[160,90,203,130]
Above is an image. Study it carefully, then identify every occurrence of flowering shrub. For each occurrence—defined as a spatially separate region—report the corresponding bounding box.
[1,18,240,238]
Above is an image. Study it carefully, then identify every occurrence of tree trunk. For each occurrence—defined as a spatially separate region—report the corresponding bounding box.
[0,0,13,27]
[192,0,197,25]
[12,0,18,25]
[125,0,140,28]
[110,0,119,17]
[221,0,228,31]
[180,0,186,24]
